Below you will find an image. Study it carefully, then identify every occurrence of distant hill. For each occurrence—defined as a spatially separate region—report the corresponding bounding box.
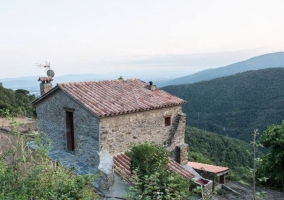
[0,74,105,96]
[185,127,257,168]
[0,73,169,96]
[162,68,284,142]
[159,52,284,86]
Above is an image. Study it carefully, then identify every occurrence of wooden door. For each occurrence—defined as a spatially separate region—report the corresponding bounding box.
[66,111,75,151]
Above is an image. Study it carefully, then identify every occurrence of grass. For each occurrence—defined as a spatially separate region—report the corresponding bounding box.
[0,118,99,200]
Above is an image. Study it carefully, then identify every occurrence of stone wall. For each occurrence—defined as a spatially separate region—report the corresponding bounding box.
[202,181,213,199]
[35,89,100,168]
[40,83,52,95]
[100,106,186,154]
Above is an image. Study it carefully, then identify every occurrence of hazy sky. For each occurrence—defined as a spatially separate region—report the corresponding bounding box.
[1,0,284,79]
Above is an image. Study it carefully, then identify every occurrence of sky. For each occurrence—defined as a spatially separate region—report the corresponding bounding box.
[0,0,284,79]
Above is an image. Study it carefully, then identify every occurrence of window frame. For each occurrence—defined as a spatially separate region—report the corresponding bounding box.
[164,116,172,127]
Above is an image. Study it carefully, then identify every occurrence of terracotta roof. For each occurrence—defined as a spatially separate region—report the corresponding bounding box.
[113,153,194,183]
[113,153,133,182]
[188,162,229,174]
[58,79,186,117]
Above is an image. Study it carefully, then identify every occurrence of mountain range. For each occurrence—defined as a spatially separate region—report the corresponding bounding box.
[162,67,284,143]
[158,52,284,86]
[1,52,284,96]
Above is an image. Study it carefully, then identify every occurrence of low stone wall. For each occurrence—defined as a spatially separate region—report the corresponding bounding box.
[202,181,213,200]
[100,106,186,154]
[97,151,115,190]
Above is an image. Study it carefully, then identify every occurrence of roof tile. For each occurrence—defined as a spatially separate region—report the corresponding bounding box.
[188,162,229,174]
[58,79,186,117]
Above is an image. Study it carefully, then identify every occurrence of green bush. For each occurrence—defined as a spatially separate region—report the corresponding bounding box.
[128,142,169,177]
[257,121,284,188]
[126,142,194,200]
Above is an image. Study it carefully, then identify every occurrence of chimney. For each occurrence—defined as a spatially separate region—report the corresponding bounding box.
[175,144,189,165]
[38,77,53,95]
[149,81,157,91]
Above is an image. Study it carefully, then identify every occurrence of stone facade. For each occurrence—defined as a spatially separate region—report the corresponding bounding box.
[36,90,100,168]
[100,106,186,154]
[40,83,52,95]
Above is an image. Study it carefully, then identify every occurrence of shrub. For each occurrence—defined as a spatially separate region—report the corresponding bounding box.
[257,121,284,188]
[126,142,194,200]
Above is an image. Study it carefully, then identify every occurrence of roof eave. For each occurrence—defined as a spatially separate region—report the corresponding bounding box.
[99,102,186,118]
[216,170,230,176]
[32,85,60,105]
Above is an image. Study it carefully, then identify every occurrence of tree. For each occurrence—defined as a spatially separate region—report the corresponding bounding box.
[15,89,30,95]
[257,121,284,188]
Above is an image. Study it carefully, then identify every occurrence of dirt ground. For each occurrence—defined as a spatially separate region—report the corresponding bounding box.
[0,117,37,164]
[0,117,35,126]
[0,131,18,153]
[212,181,284,200]
[0,117,37,133]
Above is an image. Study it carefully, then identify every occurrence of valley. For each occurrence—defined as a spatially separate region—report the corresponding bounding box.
[163,67,284,143]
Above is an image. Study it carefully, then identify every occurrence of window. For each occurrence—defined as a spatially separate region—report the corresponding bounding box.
[164,116,171,127]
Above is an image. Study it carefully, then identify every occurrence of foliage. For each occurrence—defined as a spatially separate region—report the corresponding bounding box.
[226,166,252,183]
[188,151,214,165]
[15,89,30,95]
[250,129,265,199]
[162,68,284,143]
[128,142,169,177]
[257,121,284,188]
[126,142,194,200]
[185,127,258,168]
[0,84,36,117]
[0,118,98,199]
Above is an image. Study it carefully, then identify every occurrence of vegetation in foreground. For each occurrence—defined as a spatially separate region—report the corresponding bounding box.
[126,142,195,200]
[257,121,284,188]
[0,117,99,200]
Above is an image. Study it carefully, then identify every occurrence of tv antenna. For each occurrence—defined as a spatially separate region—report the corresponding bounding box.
[36,61,55,78]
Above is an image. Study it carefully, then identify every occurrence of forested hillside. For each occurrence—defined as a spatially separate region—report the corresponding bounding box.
[0,83,36,117]
[163,68,284,142]
[186,127,256,169]
[160,52,284,86]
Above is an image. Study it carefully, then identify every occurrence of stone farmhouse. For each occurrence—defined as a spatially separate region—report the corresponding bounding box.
[33,77,221,197]
[33,78,188,166]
